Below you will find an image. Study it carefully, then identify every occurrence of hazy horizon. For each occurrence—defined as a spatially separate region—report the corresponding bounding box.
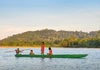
[0,0,100,40]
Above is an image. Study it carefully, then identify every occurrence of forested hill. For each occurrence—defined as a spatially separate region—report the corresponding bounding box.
[0,29,100,48]
[1,29,100,41]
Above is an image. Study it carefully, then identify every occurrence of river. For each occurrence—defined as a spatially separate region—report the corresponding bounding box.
[0,48,100,70]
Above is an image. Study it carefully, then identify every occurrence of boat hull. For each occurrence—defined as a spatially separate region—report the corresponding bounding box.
[15,54,88,58]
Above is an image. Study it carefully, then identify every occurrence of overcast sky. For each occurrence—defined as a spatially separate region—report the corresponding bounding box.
[0,0,100,40]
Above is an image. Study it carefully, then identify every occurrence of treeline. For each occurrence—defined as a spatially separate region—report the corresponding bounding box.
[60,38,100,48]
[0,29,100,48]
[1,29,100,42]
[0,38,100,48]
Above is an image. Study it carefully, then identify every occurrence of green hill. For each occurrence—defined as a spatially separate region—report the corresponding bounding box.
[0,29,100,48]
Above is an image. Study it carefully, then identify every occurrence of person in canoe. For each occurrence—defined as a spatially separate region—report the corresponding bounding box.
[41,42,45,55]
[30,50,34,55]
[47,47,53,55]
[15,48,23,55]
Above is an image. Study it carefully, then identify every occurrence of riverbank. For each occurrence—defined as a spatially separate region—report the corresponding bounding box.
[0,46,100,49]
[0,46,65,48]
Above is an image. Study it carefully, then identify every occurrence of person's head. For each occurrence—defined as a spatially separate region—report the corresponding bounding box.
[17,48,19,50]
[42,42,44,45]
[49,47,51,50]
[31,50,33,52]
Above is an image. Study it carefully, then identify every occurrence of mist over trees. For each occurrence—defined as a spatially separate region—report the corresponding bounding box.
[0,29,100,48]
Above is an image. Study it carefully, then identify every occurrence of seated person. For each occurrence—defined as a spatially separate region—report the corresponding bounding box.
[15,48,23,55]
[30,50,34,55]
[47,47,53,55]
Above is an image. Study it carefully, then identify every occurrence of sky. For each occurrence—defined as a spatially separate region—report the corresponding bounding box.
[0,0,100,40]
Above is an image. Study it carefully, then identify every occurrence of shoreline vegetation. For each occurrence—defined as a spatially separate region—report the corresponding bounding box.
[0,46,65,48]
[0,29,100,48]
[0,38,100,48]
[0,46,100,49]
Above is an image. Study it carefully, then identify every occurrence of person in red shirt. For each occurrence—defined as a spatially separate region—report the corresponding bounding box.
[41,42,44,55]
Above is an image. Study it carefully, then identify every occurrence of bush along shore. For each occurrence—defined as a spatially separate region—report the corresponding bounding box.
[0,38,100,48]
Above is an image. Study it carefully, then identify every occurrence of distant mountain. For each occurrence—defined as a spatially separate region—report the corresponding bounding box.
[1,29,100,42]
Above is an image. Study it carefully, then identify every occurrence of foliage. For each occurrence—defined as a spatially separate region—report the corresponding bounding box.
[0,29,100,48]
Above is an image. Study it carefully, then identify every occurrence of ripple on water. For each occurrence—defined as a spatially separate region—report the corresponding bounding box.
[0,48,100,70]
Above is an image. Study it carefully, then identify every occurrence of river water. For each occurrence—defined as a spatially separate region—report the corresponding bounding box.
[0,48,100,70]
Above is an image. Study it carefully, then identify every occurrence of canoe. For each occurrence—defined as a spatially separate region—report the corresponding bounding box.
[15,54,88,58]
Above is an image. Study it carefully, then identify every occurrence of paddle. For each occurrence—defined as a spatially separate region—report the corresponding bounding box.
[5,49,31,53]
[5,50,16,53]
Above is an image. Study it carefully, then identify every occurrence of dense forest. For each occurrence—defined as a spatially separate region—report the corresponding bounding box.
[0,29,100,48]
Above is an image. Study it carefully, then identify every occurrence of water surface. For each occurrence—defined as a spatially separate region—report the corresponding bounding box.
[0,48,100,70]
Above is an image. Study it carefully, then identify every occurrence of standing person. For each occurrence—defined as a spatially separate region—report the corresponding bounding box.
[41,42,44,55]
